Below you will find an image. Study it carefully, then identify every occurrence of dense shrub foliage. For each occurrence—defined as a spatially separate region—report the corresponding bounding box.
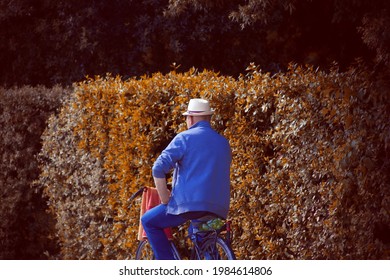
[0,86,66,259]
[38,67,389,259]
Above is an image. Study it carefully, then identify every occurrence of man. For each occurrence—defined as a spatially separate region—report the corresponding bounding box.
[141,98,232,259]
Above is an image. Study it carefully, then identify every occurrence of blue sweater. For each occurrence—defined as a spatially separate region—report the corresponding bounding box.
[152,121,232,219]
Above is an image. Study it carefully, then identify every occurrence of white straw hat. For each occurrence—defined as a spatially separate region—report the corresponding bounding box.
[183,98,214,116]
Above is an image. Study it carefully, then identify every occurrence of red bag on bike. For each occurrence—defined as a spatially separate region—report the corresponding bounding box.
[138,187,173,240]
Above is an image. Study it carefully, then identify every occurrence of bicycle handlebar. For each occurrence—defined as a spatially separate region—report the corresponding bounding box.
[128,187,147,208]
[129,183,172,203]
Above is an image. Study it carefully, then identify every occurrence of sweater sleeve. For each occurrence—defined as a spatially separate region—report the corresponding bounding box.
[152,134,186,178]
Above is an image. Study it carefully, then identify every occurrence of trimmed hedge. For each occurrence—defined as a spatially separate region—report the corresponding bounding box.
[0,86,66,259]
[38,65,389,259]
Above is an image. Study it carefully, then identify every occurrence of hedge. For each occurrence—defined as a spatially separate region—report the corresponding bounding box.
[37,65,389,259]
[0,86,66,259]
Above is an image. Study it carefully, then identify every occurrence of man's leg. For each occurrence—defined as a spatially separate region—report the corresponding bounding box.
[141,204,187,260]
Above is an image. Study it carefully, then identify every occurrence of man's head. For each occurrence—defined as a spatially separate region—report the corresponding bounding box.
[185,114,211,128]
[183,98,214,129]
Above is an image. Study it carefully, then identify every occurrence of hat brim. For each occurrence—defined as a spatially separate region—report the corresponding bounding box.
[183,110,214,116]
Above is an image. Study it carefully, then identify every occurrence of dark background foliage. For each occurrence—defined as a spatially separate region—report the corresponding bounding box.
[0,86,66,259]
[1,0,389,86]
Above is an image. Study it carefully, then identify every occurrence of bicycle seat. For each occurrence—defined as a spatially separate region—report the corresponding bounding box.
[194,214,220,222]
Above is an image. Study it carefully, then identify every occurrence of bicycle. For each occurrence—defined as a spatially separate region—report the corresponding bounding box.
[129,187,236,260]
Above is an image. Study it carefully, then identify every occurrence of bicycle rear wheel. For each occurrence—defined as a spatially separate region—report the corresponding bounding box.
[215,237,235,260]
[135,240,181,260]
[193,236,235,260]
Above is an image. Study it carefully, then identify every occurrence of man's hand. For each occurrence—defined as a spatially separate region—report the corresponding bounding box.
[153,177,170,204]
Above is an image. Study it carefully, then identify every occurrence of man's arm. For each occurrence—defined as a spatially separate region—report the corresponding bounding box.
[152,134,186,204]
[153,177,170,204]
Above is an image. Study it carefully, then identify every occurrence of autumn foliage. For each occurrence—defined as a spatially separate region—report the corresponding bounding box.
[37,65,389,259]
